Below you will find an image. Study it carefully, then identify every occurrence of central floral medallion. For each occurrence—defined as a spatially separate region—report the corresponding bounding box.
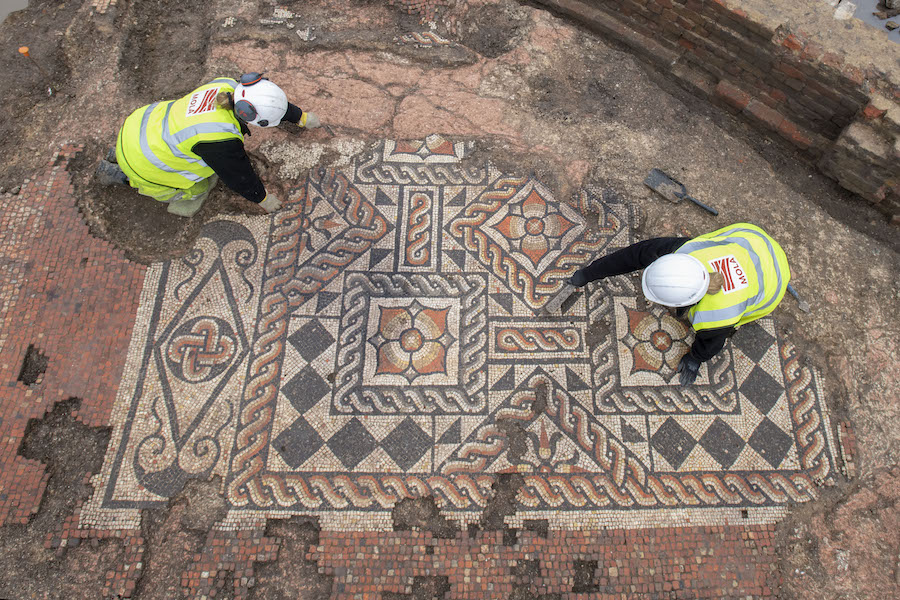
[367,300,457,384]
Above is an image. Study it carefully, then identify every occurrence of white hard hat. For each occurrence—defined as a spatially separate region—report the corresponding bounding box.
[233,74,287,128]
[641,254,710,307]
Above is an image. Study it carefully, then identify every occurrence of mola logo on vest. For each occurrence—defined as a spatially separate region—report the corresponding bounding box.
[186,87,220,117]
[709,255,749,294]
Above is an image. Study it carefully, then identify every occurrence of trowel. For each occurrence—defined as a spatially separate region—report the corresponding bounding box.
[644,169,718,216]
[786,283,810,313]
[543,282,577,315]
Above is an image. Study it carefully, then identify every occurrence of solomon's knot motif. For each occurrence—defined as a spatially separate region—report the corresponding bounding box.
[166,317,237,383]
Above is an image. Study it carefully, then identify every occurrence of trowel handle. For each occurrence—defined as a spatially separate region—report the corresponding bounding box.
[787,284,799,300]
[685,195,718,216]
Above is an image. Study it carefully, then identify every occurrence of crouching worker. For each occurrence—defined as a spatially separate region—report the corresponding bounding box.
[569,223,790,385]
[96,73,322,217]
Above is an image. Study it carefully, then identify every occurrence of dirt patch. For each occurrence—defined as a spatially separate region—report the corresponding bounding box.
[572,559,600,593]
[119,0,215,99]
[529,67,628,125]
[383,575,451,600]
[69,142,276,264]
[252,516,332,600]
[639,66,900,254]
[478,472,525,531]
[0,398,115,600]
[476,381,547,531]
[392,497,459,539]
[17,344,49,386]
[509,558,562,600]
[135,478,228,600]
[0,0,80,189]
[457,1,529,58]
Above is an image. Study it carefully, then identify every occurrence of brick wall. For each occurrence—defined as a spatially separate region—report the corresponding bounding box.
[530,0,900,224]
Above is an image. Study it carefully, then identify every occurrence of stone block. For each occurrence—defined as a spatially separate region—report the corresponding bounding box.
[883,105,900,135]
[840,122,892,161]
[671,63,716,99]
[837,170,883,199]
[868,93,893,113]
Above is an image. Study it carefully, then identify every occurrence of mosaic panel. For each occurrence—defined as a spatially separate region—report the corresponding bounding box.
[85,137,837,531]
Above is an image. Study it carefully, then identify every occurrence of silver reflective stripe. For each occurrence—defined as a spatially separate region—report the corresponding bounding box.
[160,103,203,166]
[172,120,240,145]
[160,101,240,163]
[678,226,783,325]
[690,298,750,325]
[138,102,203,183]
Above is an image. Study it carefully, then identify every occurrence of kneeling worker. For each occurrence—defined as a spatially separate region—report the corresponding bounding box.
[96,73,321,217]
[569,223,790,385]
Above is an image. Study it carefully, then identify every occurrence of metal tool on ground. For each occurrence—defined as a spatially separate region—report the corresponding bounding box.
[786,283,810,313]
[322,124,336,137]
[644,168,718,216]
[18,46,53,95]
[543,282,577,315]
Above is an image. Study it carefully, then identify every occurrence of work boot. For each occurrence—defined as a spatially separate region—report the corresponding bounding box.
[166,195,206,217]
[96,159,128,186]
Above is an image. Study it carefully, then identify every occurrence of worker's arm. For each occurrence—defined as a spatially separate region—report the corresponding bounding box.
[677,325,734,385]
[284,102,321,129]
[283,103,303,124]
[192,139,266,203]
[575,237,690,284]
[688,326,734,362]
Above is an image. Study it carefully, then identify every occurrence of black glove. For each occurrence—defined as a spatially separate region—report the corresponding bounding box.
[569,269,588,287]
[677,354,701,386]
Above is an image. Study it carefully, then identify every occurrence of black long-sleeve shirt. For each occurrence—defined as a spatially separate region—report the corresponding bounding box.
[579,237,733,363]
[191,103,304,204]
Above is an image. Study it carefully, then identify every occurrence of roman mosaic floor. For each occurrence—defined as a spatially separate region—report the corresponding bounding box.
[83,136,838,533]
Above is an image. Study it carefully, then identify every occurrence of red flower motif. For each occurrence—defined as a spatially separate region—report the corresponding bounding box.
[493,189,576,268]
[369,301,455,383]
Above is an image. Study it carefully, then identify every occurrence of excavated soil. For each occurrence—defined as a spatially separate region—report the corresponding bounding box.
[0,0,79,189]
[118,0,215,99]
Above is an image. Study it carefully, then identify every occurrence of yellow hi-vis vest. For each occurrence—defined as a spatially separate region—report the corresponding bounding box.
[675,223,790,332]
[116,78,243,190]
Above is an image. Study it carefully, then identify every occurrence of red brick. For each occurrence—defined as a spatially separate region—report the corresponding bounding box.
[862,104,887,120]
[822,52,844,69]
[715,80,752,110]
[781,34,803,51]
[774,60,805,80]
[800,41,824,62]
[776,118,813,149]
[843,66,865,86]
[745,99,786,130]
